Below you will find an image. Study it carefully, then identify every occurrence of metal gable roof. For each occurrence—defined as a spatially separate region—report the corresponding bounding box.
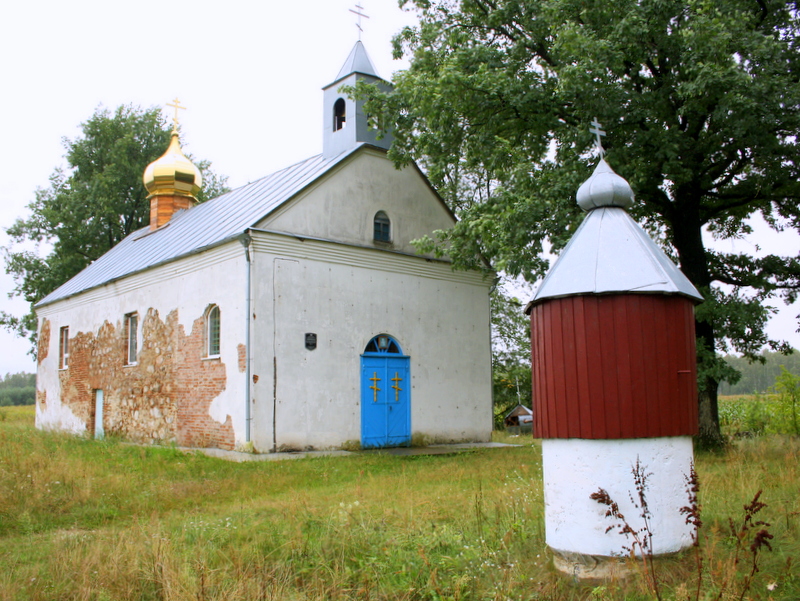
[36,145,364,308]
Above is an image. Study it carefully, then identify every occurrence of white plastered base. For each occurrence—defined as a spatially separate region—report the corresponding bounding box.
[542,436,695,558]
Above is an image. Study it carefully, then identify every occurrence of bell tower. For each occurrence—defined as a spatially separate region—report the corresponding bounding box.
[322,41,393,158]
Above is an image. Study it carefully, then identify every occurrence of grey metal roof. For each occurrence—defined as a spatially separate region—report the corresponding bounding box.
[37,145,365,307]
[333,40,381,83]
[531,206,703,305]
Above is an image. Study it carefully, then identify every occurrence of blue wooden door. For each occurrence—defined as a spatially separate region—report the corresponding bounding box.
[361,336,410,449]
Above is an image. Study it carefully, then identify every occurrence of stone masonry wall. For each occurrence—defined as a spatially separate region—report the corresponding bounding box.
[55,308,234,449]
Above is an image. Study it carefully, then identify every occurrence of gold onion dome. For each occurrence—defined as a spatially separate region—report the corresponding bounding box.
[143,130,203,198]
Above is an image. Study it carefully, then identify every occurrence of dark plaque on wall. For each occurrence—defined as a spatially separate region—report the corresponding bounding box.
[305,333,317,350]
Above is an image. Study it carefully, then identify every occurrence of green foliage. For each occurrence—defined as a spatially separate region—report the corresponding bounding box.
[774,366,800,436]
[0,387,35,407]
[490,284,532,429]
[0,372,35,406]
[1,105,229,353]
[358,0,800,447]
[0,372,35,390]
[720,349,800,395]
[720,388,800,438]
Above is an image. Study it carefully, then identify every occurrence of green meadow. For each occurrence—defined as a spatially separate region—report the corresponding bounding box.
[0,404,797,600]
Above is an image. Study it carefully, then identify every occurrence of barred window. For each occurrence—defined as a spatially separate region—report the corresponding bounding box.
[207,305,221,357]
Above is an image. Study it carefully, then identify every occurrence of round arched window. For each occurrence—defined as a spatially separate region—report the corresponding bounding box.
[374,211,390,242]
[207,305,221,357]
[363,334,402,354]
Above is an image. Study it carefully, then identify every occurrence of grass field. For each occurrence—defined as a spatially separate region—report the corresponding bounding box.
[0,404,798,600]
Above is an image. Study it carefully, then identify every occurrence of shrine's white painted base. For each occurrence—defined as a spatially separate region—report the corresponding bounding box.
[542,436,695,563]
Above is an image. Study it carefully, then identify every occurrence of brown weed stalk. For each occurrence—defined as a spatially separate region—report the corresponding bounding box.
[590,458,660,599]
[679,463,703,601]
[593,462,775,601]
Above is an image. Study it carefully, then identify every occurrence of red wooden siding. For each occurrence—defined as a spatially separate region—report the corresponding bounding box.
[530,294,698,439]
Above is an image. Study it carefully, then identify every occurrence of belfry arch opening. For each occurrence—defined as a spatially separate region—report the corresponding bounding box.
[333,98,346,131]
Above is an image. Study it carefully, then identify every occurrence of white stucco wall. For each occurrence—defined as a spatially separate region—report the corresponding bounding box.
[260,148,455,256]
[35,244,248,441]
[542,437,695,557]
[247,231,493,452]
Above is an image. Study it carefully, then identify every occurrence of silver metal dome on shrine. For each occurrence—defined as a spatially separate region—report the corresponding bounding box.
[529,121,703,306]
[576,159,634,211]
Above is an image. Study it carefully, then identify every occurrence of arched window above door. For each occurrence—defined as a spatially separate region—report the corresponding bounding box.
[363,334,402,354]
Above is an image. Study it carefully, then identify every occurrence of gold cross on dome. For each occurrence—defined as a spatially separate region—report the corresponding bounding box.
[349,2,369,39]
[369,372,381,402]
[391,372,403,402]
[166,98,186,131]
[589,117,606,157]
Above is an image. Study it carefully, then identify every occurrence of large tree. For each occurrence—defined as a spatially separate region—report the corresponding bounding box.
[2,105,229,350]
[358,0,800,446]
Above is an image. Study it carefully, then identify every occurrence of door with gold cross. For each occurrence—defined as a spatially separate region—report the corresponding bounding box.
[360,335,410,448]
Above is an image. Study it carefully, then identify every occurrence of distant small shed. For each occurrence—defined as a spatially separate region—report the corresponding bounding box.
[504,404,533,435]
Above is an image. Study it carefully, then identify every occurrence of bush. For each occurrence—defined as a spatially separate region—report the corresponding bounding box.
[773,366,800,436]
[0,386,35,406]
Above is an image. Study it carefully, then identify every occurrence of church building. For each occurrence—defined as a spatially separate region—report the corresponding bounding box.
[33,42,494,452]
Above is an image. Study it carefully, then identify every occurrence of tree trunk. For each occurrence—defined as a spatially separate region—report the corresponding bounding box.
[696,319,725,450]
[669,199,726,449]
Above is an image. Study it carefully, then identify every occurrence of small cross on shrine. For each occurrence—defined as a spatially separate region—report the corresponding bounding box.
[349,2,369,40]
[589,118,606,157]
[166,98,186,132]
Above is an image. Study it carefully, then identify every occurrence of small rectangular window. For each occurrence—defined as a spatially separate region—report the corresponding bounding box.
[125,313,138,364]
[59,326,69,369]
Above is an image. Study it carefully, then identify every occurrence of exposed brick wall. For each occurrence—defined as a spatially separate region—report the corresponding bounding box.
[150,194,194,230]
[237,343,246,373]
[56,308,235,449]
[38,319,50,365]
[175,314,232,448]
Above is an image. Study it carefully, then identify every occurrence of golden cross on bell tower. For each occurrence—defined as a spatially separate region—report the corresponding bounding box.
[589,117,606,158]
[166,98,186,132]
[349,2,369,40]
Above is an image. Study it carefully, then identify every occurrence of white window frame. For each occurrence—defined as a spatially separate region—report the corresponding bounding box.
[59,326,69,369]
[125,312,138,365]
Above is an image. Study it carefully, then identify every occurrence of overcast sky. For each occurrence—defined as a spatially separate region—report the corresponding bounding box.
[1,0,797,376]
